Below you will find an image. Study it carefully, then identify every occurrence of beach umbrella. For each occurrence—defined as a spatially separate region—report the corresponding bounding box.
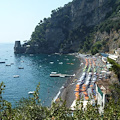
[75,92,79,94]
[83,92,88,95]
[75,94,79,97]
[74,89,79,92]
[90,85,93,87]
[82,88,86,90]
[85,96,89,100]
[82,86,86,88]
[75,87,79,90]
[76,84,80,87]
[75,92,79,95]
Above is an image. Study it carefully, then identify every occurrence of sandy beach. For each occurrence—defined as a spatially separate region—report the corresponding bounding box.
[57,54,85,108]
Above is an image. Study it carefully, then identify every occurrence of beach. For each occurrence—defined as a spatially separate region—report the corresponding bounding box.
[54,54,85,108]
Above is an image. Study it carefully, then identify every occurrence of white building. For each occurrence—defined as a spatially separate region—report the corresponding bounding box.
[115,48,120,56]
[108,54,118,61]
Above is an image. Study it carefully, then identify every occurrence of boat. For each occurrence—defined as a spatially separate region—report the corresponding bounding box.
[18,67,24,69]
[13,75,19,78]
[28,91,35,94]
[60,75,65,77]
[50,62,54,64]
[6,64,11,66]
[59,62,63,64]
[51,72,57,74]
[0,62,5,63]
[50,73,75,77]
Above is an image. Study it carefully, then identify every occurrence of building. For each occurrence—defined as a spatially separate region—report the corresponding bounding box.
[96,80,111,113]
[115,48,120,56]
[108,54,118,61]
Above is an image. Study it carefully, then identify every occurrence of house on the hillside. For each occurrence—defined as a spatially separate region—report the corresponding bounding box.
[115,48,120,56]
[96,80,111,113]
[108,54,118,61]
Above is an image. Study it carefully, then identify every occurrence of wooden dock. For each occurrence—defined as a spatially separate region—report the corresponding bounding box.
[50,73,75,77]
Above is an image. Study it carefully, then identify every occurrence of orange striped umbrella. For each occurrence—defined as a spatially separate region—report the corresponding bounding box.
[74,90,79,92]
[82,87,86,90]
[82,86,86,88]
[90,85,93,87]
[85,96,89,100]
[75,92,79,95]
[83,92,88,95]
[75,94,79,97]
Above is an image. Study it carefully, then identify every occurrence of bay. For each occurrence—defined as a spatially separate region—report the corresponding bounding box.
[0,43,80,107]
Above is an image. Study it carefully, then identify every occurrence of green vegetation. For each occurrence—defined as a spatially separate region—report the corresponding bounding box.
[107,58,120,78]
[91,41,102,55]
[1,81,120,119]
[97,19,120,33]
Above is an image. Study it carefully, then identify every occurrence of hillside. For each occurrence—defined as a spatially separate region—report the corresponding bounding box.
[16,0,120,54]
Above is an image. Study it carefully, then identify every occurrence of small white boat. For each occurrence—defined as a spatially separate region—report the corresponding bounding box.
[28,91,35,94]
[50,62,54,64]
[13,75,19,78]
[59,62,63,64]
[60,75,65,78]
[51,72,57,74]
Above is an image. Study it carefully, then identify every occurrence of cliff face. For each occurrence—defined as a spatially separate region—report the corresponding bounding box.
[71,0,109,28]
[92,30,120,53]
[17,0,115,54]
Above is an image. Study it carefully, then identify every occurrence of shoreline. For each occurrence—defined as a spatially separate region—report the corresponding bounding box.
[53,54,85,108]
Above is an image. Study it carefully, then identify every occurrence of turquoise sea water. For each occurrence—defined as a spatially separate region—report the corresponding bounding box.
[0,43,80,107]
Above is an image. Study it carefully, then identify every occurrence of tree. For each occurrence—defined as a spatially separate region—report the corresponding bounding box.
[1,82,120,119]
[107,58,120,78]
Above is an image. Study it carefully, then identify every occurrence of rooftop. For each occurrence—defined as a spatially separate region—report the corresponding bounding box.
[96,79,111,94]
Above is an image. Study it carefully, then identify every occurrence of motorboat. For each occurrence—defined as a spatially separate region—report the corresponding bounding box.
[28,91,35,94]
[13,75,19,78]
[51,72,57,74]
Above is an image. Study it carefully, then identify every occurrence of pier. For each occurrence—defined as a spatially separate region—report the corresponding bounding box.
[50,73,75,77]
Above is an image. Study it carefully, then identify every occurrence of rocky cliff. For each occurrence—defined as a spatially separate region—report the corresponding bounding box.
[15,0,118,54]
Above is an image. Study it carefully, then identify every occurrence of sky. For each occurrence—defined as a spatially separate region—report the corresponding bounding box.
[0,0,72,43]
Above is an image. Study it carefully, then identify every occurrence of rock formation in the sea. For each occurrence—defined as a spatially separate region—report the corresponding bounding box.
[14,41,25,54]
[14,0,119,54]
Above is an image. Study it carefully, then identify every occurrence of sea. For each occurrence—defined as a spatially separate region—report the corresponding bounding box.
[0,43,80,107]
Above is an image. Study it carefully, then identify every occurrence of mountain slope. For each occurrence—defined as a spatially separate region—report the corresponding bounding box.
[22,0,119,54]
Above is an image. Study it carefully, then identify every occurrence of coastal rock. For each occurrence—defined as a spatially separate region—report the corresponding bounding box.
[14,41,25,54]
